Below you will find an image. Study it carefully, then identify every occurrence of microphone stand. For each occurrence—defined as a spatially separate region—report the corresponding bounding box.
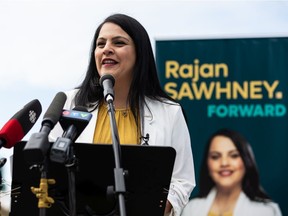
[30,159,55,216]
[106,95,127,216]
[65,141,77,216]
[50,134,78,216]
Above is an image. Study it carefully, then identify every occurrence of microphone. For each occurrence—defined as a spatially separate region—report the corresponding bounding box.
[23,92,67,164]
[59,106,92,141]
[99,74,115,102]
[50,106,92,163]
[0,99,42,149]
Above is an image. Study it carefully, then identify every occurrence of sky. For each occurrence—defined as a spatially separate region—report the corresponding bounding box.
[1,0,288,177]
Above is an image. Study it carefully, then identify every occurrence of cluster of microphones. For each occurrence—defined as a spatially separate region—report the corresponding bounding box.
[0,74,115,167]
[0,92,90,167]
[0,74,119,216]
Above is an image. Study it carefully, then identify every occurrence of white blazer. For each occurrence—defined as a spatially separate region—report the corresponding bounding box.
[181,188,282,216]
[49,89,196,216]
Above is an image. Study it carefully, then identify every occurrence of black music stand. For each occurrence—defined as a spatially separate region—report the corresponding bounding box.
[10,142,176,216]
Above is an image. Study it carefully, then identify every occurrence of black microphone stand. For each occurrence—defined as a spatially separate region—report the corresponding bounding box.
[30,158,55,216]
[27,132,56,216]
[66,143,77,216]
[50,133,78,216]
[106,95,127,216]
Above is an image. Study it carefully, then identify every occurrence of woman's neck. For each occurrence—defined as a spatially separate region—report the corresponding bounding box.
[113,82,130,109]
[113,99,128,109]
[210,186,242,215]
[216,186,241,199]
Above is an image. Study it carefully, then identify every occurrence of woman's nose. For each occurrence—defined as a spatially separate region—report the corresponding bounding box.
[220,157,229,166]
[103,43,114,55]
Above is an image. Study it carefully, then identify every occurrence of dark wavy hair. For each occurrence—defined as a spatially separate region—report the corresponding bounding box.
[198,128,271,202]
[74,13,173,115]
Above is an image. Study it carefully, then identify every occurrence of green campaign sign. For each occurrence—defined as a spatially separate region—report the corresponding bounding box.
[156,37,288,215]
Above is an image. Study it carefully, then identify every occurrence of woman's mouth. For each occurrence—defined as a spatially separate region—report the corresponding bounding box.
[218,170,233,177]
[102,59,118,65]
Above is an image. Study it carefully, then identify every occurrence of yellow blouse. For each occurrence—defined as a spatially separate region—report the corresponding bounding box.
[208,211,233,216]
[93,104,139,145]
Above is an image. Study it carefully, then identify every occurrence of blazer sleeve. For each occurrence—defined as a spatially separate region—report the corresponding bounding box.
[168,106,196,216]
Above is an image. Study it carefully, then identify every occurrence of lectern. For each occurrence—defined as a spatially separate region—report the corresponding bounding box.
[10,142,176,216]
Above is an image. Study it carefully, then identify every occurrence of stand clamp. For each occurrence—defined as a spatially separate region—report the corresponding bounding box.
[31,178,56,208]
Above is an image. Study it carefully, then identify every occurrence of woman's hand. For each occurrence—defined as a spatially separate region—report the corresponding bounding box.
[164,200,172,215]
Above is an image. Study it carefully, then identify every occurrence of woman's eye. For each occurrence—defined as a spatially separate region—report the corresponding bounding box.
[96,42,105,48]
[115,41,125,46]
[209,154,220,160]
[231,153,240,158]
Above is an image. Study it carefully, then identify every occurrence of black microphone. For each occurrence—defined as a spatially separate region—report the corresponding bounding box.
[23,92,67,164]
[0,99,42,149]
[99,74,115,102]
[50,106,92,163]
[60,106,92,141]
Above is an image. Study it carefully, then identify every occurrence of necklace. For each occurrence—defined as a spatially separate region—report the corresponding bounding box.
[122,110,128,117]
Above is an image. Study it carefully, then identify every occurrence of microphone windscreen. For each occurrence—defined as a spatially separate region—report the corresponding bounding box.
[42,92,67,127]
[99,74,115,102]
[12,99,42,135]
[0,119,24,148]
[99,74,115,87]
[0,99,42,148]
[59,106,92,142]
